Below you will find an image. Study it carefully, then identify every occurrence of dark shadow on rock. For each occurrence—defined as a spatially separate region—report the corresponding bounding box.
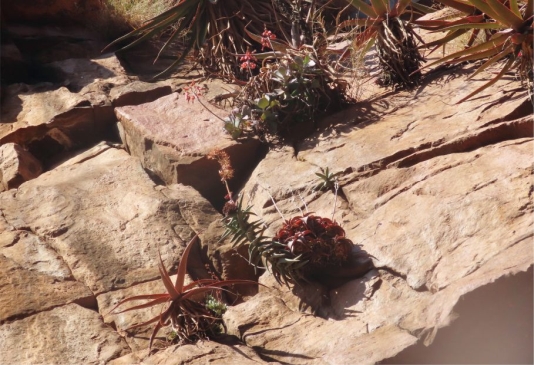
[297,97,388,154]
[286,246,376,318]
[253,347,317,364]
[379,266,533,364]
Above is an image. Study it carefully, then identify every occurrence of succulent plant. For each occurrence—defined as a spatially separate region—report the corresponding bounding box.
[418,0,533,102]
[109,235,257,355]
[341,0,426,88]
[275,215,354,268]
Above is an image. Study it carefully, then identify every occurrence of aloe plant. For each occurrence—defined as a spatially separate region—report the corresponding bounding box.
[341,0,426,88]
[109,235,257,354]
[418,0,533,103]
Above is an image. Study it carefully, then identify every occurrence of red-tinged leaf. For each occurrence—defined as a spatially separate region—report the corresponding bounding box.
[419,32,508,71]
[114,297,170,315]
[433,22,503,33]
[456,57,515,103]
[183,279,219,290]
[468,45,514,79]
[445,45,502,64]
[339,18,377,28]
[174,235,199,293]
[468,0,521,29]
[148,319,164,355]
[370,0,388,16]
[354,27,380,47]
[158,249,179,299]
[484,0,524,29]
[179,286,235,301]
[410,1,438,14]
[434,0,477,14]
[123,314,161,332]
[415,14,485,29]
[108,293,169,314]
[349,0,379,17]
[393,0,412,15]
[420,29,468,50]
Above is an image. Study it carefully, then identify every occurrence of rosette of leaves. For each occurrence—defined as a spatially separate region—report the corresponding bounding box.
[418,0,533,103]
[109,235,257,355]
[222,196,354,287]
[341,0,426,88]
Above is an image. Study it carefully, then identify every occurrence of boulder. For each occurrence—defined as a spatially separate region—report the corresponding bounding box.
[0,143,42,190]
[115,87,265,208]
[0,303,129,364]
[230,65,533,362]
[0,55,175,163]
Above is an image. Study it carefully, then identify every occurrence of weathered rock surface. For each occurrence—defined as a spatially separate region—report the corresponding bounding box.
[0,142,42,190]
[0,303,129,365]
[109,340,274,365]
[115,89,265,207]
[0,145,197,295]
[1,21,532,364]
[227,67,533,363]
[0,55,176,164]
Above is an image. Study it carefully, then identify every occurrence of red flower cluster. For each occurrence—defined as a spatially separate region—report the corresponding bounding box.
[240,50,257,70]
[261,28,276,51]
[183,81,206,103]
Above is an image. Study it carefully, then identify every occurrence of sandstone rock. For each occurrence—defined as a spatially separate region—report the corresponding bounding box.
[0,84,97,156]
[0,249,94,323]
[224,288,419,365]
[109,340,274,365]
[0,303,129,364]
[0,143,42,190]
[232,66,532,362]
[115,88,265,207]
[2,1,103,27]
[5,24,103,64]
[110,81,173,108]
[0,146,197,295]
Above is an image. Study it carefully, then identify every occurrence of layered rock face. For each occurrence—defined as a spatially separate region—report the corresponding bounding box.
[0,15,532,364]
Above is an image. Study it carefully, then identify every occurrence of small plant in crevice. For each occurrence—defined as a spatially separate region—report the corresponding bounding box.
[109,235,256,355]
[210,148,356,287]
[314,167,343,192]
[224,18,353,140]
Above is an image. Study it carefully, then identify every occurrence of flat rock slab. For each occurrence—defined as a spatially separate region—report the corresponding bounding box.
[115,89,264,206]
[0,145,197,295]
[0,303,129,364]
